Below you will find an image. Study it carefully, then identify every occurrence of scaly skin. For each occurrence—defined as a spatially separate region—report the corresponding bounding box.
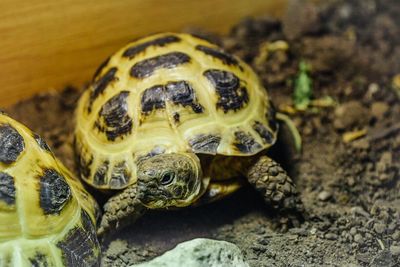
[246,156,304,214]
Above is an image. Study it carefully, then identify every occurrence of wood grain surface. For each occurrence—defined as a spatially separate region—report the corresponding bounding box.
[0,0,287,106]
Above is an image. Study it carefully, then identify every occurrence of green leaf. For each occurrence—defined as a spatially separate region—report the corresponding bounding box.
[293,61,313,110]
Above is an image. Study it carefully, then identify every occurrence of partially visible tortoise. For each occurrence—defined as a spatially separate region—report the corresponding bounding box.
[74,32,303,234]
[0,113,101,266]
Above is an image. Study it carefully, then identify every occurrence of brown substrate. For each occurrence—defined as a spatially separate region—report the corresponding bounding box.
[5,0,400,266]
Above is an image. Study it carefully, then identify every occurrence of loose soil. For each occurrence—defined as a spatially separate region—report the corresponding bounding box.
[4,0,400,266]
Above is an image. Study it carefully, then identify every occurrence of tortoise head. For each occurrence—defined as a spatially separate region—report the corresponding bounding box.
[136,153,203,209]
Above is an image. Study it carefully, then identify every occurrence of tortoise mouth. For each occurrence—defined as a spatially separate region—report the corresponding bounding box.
[137,180,176,208]
[137,180,197,209]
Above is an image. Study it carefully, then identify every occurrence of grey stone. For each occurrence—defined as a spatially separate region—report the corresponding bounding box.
[318,190,332,201]
[324,233,338,240]
[390,245,400,256]
[392,231,400,241]
[130,238,250,267]
[373,223,386,234]
[354,234,364,244]
[350,227,358,236]
[350,206,370,218]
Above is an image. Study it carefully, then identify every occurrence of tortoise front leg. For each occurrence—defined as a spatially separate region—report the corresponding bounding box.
[98,185,146,236]
[246,156,304,215]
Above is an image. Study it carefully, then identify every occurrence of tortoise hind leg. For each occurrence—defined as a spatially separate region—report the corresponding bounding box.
[246,156,304,219]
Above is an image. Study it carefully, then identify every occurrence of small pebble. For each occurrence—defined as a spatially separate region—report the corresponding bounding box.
[251,244,267,254]
[325,233,338,240]
[350,206,370,217]
[350,227,358,236]
[258,238,269,246]
[356,252,370,263]
[371,102,389,119]
[310,228,317,235]
[351,138,370,149]
[374,223,386,234]
[392,231,400,240]
[390,245,400,256]
[255,228,266,235]
[387,223,397,233]
[347,177,356,186]
[367,83,380,98]
[346,235,353,242]
[334,101,368,130]
[318,190,332,201]
[354,234,364,244]
[376,152,392,173]
[365,233,373,239]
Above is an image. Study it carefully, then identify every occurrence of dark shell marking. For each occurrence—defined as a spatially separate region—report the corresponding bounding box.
[29,252,49,267]
[75,140,93,181]
[0,172,16,206]
[94,91,133,141]
[0,254,11,266]
[141,85,166,114]
[123,35,181,59]
[196,45,242,69]
[234,131,262,154]
[109,162,131,189]
[93,161,109,187]
[57,210,100,267]
[137,146,166,163]
[165,81,204,113]
[189,134,221,154]
[267,101,278,132]
[92,57,110,81]
[78,155,93,180]
[0,124,25,164]
[88,67,118,112]
[203,69,249,112]
[253,121,274,144]
[141,81,204,115]
[33,133,52,152]
[173,112,180,123]
[39,169,71,215]
[130,52,191,79]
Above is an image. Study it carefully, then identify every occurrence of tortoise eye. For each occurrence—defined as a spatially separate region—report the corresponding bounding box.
[160,172,175,185]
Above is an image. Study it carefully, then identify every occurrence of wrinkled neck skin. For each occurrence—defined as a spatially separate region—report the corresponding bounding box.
[136,153,207,209]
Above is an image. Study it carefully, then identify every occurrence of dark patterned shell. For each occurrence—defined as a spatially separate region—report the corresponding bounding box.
[75,32,277,190]
[0,114,100,267]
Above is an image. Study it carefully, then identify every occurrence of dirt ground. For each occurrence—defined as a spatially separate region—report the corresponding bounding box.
[5,0,400,266]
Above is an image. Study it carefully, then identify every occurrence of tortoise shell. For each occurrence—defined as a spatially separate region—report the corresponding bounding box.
[75,32,277,190]
[0,113,100,267]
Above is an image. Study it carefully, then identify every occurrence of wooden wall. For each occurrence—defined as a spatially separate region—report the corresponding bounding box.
[0,0,287,106]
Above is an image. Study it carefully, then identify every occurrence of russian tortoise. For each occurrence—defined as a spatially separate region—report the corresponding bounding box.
[74,32,303,234]
[0,113,101,266]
